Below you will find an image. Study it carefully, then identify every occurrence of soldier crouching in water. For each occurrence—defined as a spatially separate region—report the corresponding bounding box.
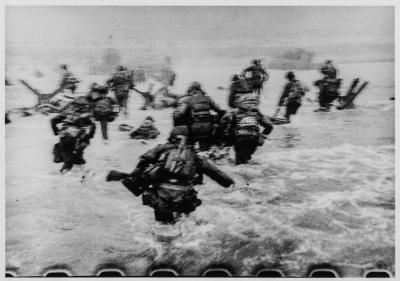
[51,101,96,172]
[130,116,160,140]
[221,93,273,165]
[106,126,234,224]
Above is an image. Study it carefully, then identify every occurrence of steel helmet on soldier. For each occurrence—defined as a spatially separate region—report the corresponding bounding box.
[117,66,127,71]
[286,71,295,80]
[168,126,189,143]
[189,81,201,90]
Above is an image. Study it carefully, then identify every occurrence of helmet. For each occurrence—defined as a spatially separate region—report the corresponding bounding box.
[117,66,127,71]
[231,74,240,81]
[286,71,295,80]
[145,116,155,123]
[252,59,260,65]
[189,81,201,91]
[168,126,189,143]
[60,64,68,70]
[90,82,98,90]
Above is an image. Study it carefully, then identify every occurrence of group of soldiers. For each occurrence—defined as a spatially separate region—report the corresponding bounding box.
[49,58,342,224]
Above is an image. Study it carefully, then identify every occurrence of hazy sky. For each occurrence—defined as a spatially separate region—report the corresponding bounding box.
[6,6,394,47]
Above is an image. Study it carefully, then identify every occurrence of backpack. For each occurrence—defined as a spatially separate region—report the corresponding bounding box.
[189,96,216,138]
[93,98,118,121]
[113,71,131,90]
[236,79,252,94]
[324,78,340,95]
[287,81,305,101]
[161,140,197,179]
[235,92,259,110]
[234,112,260,138]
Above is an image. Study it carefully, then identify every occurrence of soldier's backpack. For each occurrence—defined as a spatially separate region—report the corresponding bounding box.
[113,71,131,91]
[161,138,197,180]
[189,96,216,139]
[323,78,341,96]
[93,98,119,121]
[235,92,259,110]
[237,78,253,94]
[234,112,260,138]
[287,80,306,101]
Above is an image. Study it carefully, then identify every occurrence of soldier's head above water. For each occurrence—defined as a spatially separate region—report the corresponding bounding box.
[168,126,189,144]
[117,65,127,72]
[286,71,295,81]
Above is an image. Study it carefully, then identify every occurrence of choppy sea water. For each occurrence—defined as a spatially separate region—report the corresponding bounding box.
[6,58,394,276]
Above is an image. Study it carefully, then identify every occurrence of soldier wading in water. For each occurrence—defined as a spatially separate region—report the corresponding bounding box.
[107,126,234,224]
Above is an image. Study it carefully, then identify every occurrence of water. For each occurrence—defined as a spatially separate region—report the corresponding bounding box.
[5,55,394,276]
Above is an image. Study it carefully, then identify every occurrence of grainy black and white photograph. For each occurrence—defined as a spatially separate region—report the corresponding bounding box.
[4,3,396,277]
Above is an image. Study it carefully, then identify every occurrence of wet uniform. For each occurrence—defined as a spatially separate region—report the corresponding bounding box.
[130,124,160,140]
[315,77,342,109]
[121,139,234,223]
[221,107,273,165]
[278,79,306,121]
[87,86,119,140]
[228,77,253,109]
[107,70,134,116]
[51,105,96,171]
[242,64,268,93]
[173,90,226,150]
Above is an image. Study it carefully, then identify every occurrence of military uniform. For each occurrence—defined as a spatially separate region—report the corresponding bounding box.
[110,126,234,223]
[60,71,79,94]
[242,61,269,92]
[130,124,160,140]
[315,77,341,109]
[173,84,226,151]
[87,85,118,140]
[51,106,96,172]
[228,76,253,108]
[221,108,273,165]
[278,76,306,122]
[107,67,134,116]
